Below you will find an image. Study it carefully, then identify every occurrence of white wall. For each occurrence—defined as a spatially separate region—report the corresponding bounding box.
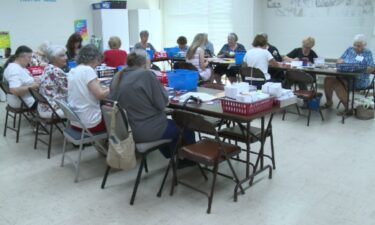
[0,0,161,52]
[0,0,98,50]
[162,0,256,53]
[262,0,375,58]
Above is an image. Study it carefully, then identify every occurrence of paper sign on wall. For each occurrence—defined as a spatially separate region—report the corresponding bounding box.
[74,19,88,41]
[0,32,10,49]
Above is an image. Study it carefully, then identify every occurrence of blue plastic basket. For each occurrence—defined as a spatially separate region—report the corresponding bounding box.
[146,50,154,60]
[336,63,367,73]
[235,52,246,65]
[164,47,180,58]
[68,60,77,69]
[308,95,322,110]
[167,69,199,91]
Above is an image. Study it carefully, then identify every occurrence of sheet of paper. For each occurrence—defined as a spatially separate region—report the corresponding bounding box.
[178,92,218,102]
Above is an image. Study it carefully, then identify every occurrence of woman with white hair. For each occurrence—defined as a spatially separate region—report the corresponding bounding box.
[323,34,375,114]
[38,44,68,118]
[31,41,50,67]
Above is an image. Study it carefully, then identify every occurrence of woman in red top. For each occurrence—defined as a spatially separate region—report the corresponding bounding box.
[103,36,127,68]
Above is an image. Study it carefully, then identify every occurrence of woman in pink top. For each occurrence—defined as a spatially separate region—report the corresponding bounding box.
[186,33,212,81]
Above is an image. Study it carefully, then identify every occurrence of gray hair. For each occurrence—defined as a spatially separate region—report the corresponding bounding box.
[139,30,149,38]
[127,49,148,67]
[76,44,102,65]
[228,32,238,42]
[259,32,268,41]
[353,34,367,46]
[46,45,66,63]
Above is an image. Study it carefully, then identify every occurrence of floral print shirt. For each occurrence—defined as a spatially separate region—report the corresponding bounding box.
[38,64,68,115]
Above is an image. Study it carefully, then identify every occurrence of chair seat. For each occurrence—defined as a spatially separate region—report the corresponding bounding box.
[179,139,240,166]
[34,116,66,124]
[294,90,316,99]
[218,125,268,143]
[203,116,222,127]
[63,127,107,144]
[136,139,172,154]
[6,105,33,113]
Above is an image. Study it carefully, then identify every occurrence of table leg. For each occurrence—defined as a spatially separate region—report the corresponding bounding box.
[245,121,251,178]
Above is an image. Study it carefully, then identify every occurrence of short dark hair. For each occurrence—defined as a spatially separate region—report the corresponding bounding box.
[4,47,11,58]
[140,30,149,38]
[4,45,32,69]
[228,33,238,42]
[15,45,32,57]
[66,32,83,57]
[76,44,102,65]
[177,36,187,45]
[252,35,267,47]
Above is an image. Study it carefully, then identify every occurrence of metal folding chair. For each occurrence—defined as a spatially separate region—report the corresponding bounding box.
[28,88,66,158]
[0,81,36,143]
[240,67,266,88]
[99,101,172,205]
[160,110,244,214]
[55,99,108,182]
[283,70,324,126]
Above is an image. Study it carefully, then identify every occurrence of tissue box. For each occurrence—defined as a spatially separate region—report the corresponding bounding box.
[235,92,270,103]
[262,82,282,97]
[291,61,303,68]
[224,82,250,99]
[276,96,297,108]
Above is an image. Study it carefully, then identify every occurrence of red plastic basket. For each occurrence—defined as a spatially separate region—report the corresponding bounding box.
[27,66,44,76]
[220,97,275,116]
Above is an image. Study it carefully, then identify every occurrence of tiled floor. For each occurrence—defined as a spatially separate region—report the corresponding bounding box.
[0,98,374,225]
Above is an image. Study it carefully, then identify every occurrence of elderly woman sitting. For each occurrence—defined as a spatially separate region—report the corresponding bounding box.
[323,34,375,114]
[109,50,195,159]
[214,32,246,84]
[284,36,318,64]
[103,36,127,68]
[134,30,156,51]
[38,44,68,118]
[68,44,109,132]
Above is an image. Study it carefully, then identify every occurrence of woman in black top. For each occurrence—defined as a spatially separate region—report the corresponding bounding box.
[284,36,318,63]
[214,33,246,84]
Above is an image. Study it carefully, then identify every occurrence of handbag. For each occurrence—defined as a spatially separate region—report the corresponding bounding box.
[106,102,137,170]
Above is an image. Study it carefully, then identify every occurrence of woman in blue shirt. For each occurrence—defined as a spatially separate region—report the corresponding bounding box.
[323,34,375,114]
[214,33,246,84]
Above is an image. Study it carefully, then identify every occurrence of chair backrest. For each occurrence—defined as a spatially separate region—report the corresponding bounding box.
[172,110,217,136]
[101,101,130,140]
[28,88,62,119]
[0,81,11,94]
[55,99,83,126]
[0,66,3,82]
[173,61,198,71]
[0,81,33,109]
[199,82,225,90]
[285,70,314,84]
[240,67,266,82]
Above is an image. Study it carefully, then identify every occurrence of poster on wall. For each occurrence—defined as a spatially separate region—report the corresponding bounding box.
[74,19,88,41]
[0,32,11,49]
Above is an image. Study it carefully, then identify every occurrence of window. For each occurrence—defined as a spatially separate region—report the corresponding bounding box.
[163,0,234,54]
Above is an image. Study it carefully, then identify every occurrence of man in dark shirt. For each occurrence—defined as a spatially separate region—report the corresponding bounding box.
[260,33,283,81]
